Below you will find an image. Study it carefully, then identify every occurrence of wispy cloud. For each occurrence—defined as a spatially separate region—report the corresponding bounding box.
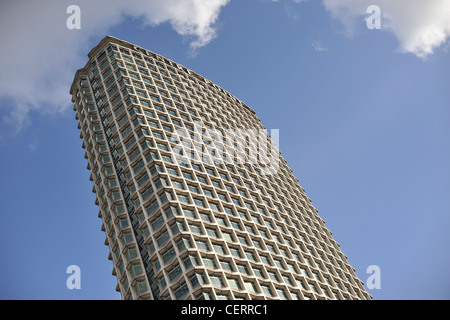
[275,0,308,23]
[284,4,300,22]
[28,136,39,152]
[0,0,229,134]
[312,40,329,52]
[272,0,308,4]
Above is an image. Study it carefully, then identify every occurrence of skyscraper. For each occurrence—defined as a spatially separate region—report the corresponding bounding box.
[70,36,371,300]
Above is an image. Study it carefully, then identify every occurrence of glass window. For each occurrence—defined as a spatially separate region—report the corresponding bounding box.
[237,236,248,246]
[227,278,241,290]
[220,260,232,271]
[177,194,190,204]
[196,240,209,251]
[197,176,207,184]
[183,209,196,218]
[172,180,184,189]
[168,264,183,281]
[188,184,199,193]
[267,272,278,282]
[189,224,202,235]
[200,213,211,222]
[203,189,213,197]
[174,282,189,299]
[244,281,256,293]
[222,232,234,242]
[205,228,218,238]
[245,251,256,261]
[213,244,225,254]
[209,275,224,288]
[229,247,241,258]
[162,246,176,264]
[156,230,170,247]
[203,257,216,268]
[216,217,226,226]
[182,171,193,180]
[131,263,143,277]
[193,198,206,207]
[261,285,272,296]
[277,289,287,299]
[253,268,264,278]
[135,280,148,295]
[209,202,220,211]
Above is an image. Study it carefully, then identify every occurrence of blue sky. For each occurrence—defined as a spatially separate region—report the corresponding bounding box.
[1,0,449,300]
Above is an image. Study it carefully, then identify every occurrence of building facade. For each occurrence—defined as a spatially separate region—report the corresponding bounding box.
[70,36,371,300]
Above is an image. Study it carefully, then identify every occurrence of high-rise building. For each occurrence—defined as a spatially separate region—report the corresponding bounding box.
[70,36,371,300]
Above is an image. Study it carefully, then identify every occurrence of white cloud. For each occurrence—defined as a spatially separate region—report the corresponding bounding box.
[273,0,450,58]
[322,0,450,58]
[2,0,449,136]
[0,0,229,133]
